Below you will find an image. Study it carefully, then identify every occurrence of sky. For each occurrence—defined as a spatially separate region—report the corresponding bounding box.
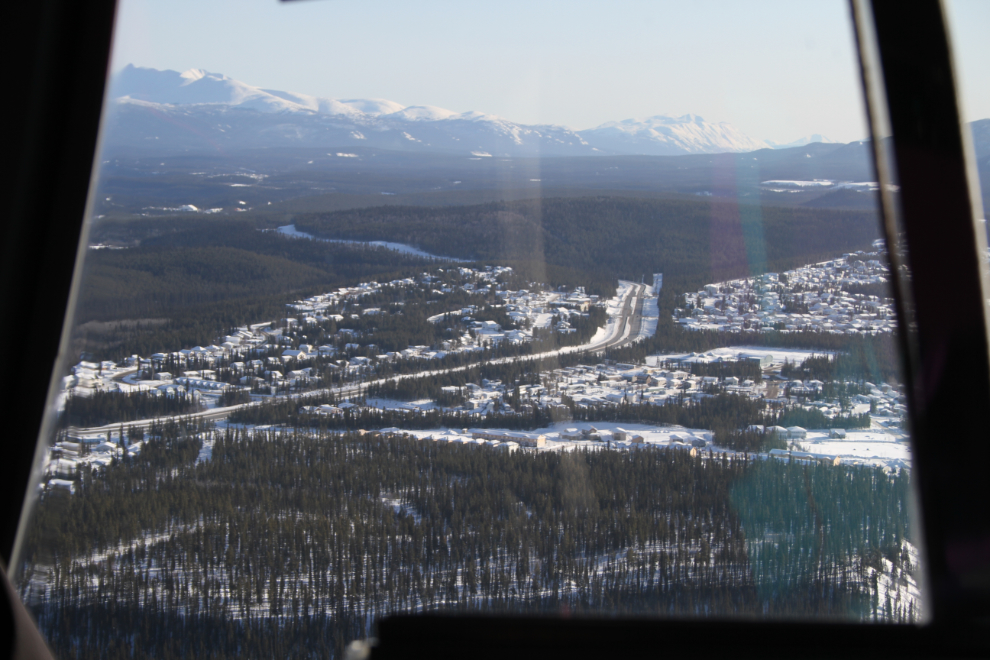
[945,0,990,127]
[109,0,988,145]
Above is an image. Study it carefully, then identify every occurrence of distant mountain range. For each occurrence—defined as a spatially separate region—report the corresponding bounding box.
[106,66,990,162]
[105,65,837,157]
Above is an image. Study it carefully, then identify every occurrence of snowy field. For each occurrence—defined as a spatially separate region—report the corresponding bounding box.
[362,397,439,412]
[646,345,836,369]
[790,430,911,471]
[276,224,467,262]
[760,180,880,192]
[396,420,714,453]
[635,295,660,341]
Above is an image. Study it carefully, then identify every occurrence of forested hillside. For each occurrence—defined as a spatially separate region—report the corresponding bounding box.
[295,196,883,292]
[73,222,434,357]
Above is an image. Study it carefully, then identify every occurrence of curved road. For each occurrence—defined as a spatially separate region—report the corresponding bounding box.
[70,282,653,436]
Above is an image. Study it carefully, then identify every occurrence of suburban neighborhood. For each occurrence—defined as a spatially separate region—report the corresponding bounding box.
[675,240,896,335]
[44,251,911,495]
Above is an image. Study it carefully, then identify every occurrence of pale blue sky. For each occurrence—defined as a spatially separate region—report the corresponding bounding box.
[109,0,988,144]
[945,0,990,128]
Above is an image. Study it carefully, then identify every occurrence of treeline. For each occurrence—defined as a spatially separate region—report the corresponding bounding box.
[25,426,915,660]
[73,292,300,361]
[59,390,202,428]
[842,282,894,299]
[773,409,872,430]
[218,390,253,407]
[780,351,903,384]
[287,406,570,433]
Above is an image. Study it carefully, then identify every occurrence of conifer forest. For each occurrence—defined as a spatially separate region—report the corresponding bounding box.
[23,423,917,659]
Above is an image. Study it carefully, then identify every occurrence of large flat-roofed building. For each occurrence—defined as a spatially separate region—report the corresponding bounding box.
[737,351,773,368]
[470,429,546,447]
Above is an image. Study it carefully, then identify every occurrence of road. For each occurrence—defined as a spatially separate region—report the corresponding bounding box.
[589,281,647,352]
[68,282,652,437]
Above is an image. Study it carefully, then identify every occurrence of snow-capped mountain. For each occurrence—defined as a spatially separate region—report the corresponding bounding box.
[104,65,784,157]
[111,65,406,117]
[107,65,597,156]
[577,114,771,156]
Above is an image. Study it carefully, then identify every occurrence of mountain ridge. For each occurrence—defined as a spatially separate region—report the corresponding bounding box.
[107,65,773,157]
[107,65,990,161]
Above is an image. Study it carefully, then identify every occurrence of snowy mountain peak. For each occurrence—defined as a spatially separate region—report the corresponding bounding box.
[113,64,295,110]
[337,98,406,116]
[179,68,208,84]
[578,114,771,156]
[107,65,827,157]
[389,105,459,121]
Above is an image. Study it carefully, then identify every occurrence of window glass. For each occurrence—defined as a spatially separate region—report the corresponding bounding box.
[16,1,923,656]
[944,0,990,267]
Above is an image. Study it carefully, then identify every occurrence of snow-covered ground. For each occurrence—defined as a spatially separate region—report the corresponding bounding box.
[196,434,215,464]
[760,180,880,193]
[761,179,836,189]
[379,421,910,471]
[275,224,467,262]
[646,345,836,369]
[395,421,714,453]
[872,539,923,619]
[789,430,911,471]
[635,294,660,341]
[363,397,439,412]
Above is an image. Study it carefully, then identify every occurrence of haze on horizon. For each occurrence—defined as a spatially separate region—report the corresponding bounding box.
[110,0,989,145]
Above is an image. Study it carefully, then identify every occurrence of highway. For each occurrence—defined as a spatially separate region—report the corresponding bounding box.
[68,281,652,436]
